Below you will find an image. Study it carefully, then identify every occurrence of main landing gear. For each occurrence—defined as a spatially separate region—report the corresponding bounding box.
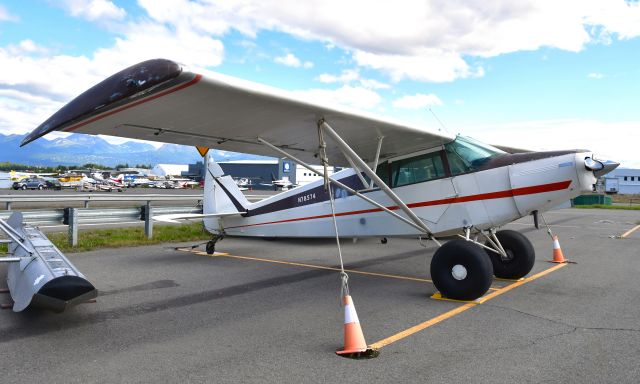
[431,240,493,301]
[486,230,535,280]
[429,230,535,301]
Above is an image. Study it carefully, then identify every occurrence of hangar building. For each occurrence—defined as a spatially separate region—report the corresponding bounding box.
[604,168,640,194]
[185,158,336,189]
[218,159,296,190]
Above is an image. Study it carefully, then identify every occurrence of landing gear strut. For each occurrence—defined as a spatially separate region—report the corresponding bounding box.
[430,239,493,301]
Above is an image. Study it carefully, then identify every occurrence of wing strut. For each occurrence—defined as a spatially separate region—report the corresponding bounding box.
[369,136,384,189]
[318,120,433,235]
[256,120,435,236]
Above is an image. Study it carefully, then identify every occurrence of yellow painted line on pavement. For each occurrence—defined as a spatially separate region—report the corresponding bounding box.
[369,263,567,349]
[621,224,640,238]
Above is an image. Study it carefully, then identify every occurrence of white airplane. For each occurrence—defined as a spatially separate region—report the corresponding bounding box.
[260,174,298,190]
[234,178,252,191]
[22,59,618,301]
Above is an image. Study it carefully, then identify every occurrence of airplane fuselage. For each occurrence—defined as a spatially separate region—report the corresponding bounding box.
[204,148,596,238]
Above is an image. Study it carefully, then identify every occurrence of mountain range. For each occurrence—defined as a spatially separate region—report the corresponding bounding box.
[0,133,270,167]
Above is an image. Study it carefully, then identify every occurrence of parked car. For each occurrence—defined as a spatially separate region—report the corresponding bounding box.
[43,177,62,190]
[12,177,47,190]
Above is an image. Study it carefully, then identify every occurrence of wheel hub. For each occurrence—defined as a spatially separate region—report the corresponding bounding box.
[451,264,467,280]
[500,249,515,262]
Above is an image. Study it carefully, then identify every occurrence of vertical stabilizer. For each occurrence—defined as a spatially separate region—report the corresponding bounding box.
[203,155,250,233]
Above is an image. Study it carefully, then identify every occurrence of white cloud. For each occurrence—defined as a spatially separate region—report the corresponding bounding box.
[274,53,300,67]
[5,40,49,56]
[0,90,63,135]
[290,85,382,110]
[274,53,312,69]
[0,15,224,138]
[0,4,18,21]
[57,0,126,21]
[131,1,640,83]
[0,21,224,101]
[392,93,443,109]
[318,69,359,84]
[583,0,640,40]
[354,50,483,83]
[461,119,640,168]
[359,79,390,90]
[317,68,390,90]
[587,72,604,79]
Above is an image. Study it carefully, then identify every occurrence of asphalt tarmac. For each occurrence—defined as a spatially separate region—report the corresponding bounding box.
[1,208,639,383]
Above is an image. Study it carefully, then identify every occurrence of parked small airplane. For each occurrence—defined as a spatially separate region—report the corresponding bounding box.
[234,177,252,191]
[260,173,298,190]
[22,59,619,301]
[9,170,57,181]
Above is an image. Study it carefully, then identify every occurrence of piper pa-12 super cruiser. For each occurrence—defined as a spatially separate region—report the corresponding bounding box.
[22,59,619,301]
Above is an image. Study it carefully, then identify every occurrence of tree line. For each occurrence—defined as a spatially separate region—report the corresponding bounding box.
[0,162,152,172]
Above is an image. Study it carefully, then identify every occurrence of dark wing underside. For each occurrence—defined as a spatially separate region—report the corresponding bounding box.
[23,59,454,166]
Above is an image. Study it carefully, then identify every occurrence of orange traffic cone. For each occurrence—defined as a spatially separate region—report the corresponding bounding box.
[548,235,570,263]
[336,295,378,358]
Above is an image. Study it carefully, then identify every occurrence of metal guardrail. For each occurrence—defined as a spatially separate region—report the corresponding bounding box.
[0,193,203,210]
[0,193,267,209]
[0,205,203,247]
[0,193,269,246]
[0,206,202,227]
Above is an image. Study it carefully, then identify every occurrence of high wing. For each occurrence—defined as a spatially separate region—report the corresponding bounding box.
[22,59,454,166]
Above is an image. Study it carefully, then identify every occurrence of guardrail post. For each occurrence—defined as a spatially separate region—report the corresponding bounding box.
[84,200,89,208]
[6,202,11,211]
[68,208,78,247]
[144,202,153,239]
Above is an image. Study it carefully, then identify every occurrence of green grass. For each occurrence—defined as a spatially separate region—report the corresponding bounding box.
[52,222,211,253]
[0,223,211,253]
[0,222,211,254]
[573,204,640,210]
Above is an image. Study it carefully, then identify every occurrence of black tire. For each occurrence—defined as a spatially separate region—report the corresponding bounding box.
[21,185,27,190]
[206,241,216,255]
[381,237,388,244]
[430,239,493,301]
[486,230,535,279]
[38,185,43,190]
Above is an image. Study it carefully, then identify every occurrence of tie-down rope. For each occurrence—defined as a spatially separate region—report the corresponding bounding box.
[318,122,349,301]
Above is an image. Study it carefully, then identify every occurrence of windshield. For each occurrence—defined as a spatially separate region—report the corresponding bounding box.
[444,136,506,175]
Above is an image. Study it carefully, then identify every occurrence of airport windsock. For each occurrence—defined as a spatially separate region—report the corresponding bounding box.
[336,295,378,358]
[549,235,568,263]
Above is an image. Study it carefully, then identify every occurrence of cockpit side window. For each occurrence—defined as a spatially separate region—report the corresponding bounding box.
[391,151,446,187]
[444,136,506,176]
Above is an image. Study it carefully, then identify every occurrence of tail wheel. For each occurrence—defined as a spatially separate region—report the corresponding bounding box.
[205,241,216,255]
[486,230,535,279]
[430,239,493,301]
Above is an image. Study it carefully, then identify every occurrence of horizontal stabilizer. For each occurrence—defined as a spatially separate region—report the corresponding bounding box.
[153,212,243,223]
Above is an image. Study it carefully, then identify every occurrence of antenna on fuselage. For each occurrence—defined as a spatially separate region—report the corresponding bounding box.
[429,108,451,135]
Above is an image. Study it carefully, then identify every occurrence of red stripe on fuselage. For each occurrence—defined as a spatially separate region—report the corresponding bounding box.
[225,180,572,229]
[63,74,203,132]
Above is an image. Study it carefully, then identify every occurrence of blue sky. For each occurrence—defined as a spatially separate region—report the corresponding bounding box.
[0,1,639,166]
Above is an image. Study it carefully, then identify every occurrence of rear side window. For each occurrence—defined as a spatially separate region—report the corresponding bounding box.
[391,151,446,187]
